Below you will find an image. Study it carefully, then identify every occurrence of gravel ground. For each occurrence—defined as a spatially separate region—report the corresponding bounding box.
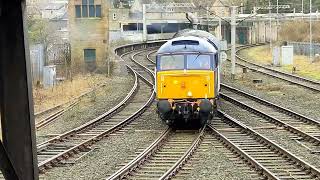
[222,61,320,121]
[41,131,162,179]
[41,102,167,179]
[133,102,167,130]
[184,135,254,180]
[36,76,133,144]
[220,99,320,169]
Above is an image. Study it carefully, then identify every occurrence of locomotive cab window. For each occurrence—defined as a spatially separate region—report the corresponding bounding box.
[187,54,212,70]
[159,55,184,71]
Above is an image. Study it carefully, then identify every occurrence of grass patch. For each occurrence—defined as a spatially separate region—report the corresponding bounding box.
[241,45,320,81]
[33,74,108,113]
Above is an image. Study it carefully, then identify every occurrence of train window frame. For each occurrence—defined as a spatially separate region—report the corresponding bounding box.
[158,54,185,71]
[186,54,213,70]
[157,52,217,71]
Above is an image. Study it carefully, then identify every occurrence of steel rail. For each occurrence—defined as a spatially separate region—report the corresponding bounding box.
[35,101,77,129]
[37,60,138,149]
[108,46,206,180]
[106,127,171,180]
[214,111,320,179]
[207,123,279,180]
[131,49,158,75]
[221,83,320,127]
[37,46,156,171]
[116,40,320,179]
[38,65,143,170]
[35,81,109,130]
[233,44,320,92]
[237,44,320,86]
[159,126,206,180]
[220,91,320,145]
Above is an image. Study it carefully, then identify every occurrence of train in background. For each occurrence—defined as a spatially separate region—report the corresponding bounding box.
[155,29,221,126]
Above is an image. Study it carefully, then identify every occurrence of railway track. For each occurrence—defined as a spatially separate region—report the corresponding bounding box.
[208,111,320,179]
[35,82,108,130]
[107,127,205,180]
[33,41,320,179]
[35,101,78,130]
[36,48,155,172]
[220,83,320,148]
[141,43,320,178]
[234,44,320,92]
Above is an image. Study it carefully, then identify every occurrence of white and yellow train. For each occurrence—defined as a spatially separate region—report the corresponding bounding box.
[155,30,221,126]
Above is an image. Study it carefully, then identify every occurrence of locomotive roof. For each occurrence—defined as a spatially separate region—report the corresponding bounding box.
[157,36,218,54]
[173,29,220,49]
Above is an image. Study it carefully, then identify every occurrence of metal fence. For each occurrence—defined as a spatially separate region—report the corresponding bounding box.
[287,41,320,56]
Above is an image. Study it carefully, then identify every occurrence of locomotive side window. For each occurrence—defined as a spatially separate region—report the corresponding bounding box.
[159,55,184,71]
[187,54,211,70]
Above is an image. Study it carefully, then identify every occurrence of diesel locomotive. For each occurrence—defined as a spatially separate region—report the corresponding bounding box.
[155,30,221,126]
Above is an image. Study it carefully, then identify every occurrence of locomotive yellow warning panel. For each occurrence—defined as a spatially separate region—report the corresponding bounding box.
[156,70,215,99]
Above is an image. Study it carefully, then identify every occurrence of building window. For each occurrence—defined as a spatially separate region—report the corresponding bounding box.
[76,0,101,18]
[84,49,96,62]
[82,5,88,17]
[75,5,81,18]
[89,5,95,17]
[113,13,116,20]
[96,5,101,17]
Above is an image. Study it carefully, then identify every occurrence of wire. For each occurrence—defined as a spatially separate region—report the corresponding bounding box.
[198,5,230,24]
[236,8,263,24]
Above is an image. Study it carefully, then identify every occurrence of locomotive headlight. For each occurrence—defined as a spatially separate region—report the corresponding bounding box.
[187,91,193,97]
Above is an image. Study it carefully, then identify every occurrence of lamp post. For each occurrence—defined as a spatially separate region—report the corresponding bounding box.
[269,0,272,51]
[310,0,313,62]
[231,6,237,80]
[277,0,279,41]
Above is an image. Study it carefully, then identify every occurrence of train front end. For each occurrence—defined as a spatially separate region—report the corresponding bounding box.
[155,34,220,126]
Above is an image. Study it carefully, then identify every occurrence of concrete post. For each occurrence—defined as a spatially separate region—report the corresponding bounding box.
[249,27,252,44]
[264,21,267,43]
[269,0,272,50]
[310,0,313,62]
[218,18,222,41]
[277,0,279,41]
[143,4,147,42]
[206,6,209,31]
[231,6,237,80]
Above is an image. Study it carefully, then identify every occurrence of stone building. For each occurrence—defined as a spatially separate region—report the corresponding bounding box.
[68,0,109,72]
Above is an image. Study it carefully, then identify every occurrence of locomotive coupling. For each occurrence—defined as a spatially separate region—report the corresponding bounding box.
[157,100,172,114]
[199,99,213,113]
